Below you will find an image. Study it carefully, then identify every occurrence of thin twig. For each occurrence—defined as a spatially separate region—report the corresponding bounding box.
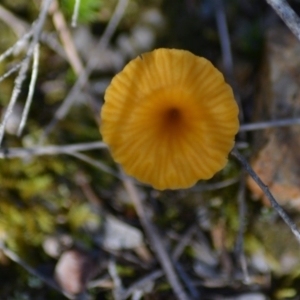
[0,60,24,83]
[17,43,40,136]
[39,0,129,144]
[191,177,239,192]
[108,258,124,300]
[0,141,107,158]
[50,0,84,74]
[88,275,114,289]
[122,225,199,300]
[122,225,200,300]
[66,151,121,179]
[40,31,67,59]
[0,4,29,36]
[171,226,200,299]
[0,241,74,299]
[235,175,246,256]
[173,262,200,300]
[213,0,244,125]
[71,0,81,27]
[0,5,66,60]
[0,0,53,146]
[231,147,300,244]
[0,30,33,62]
[121,270,163,300]
[0,142,124,180]
[266,0,300,42]
[239,118,300,131]
[122,177,190,300]
[0,54,31,144]
[0,3,67,60]
[213,0,233,80]
[235,141,248,149]
[172,225,197,260]
[234,173,250,283]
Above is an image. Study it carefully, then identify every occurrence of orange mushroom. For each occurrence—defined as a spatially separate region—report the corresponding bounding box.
[101,48,239,190]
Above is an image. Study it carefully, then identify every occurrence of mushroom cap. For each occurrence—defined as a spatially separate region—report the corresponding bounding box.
[100,48,239,190]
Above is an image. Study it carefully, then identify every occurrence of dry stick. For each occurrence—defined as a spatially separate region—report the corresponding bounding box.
[39,0,129,144]
[123,225,198,300]
[234,173,250,283]
[88,275,114,289]
[172,225,197,261]
[70,151,145,189]
[71,0,81,27]
[0,141,107,158]
[213,0,244,124]
[67,152,122,179]
[40,31,67,59]
[0,6,66,61]
[17,43,40,136]
[123,226,197,300]
[0,0,53,146]
[108,258,124,300]
[123,178,190,300]
[171,225,200,299]
[0,141,121,179]
[0,54,31,144]
[191,177,239,192]
[0,60,24,83]
[0,242,74,299]
[239,118,300,132]
[266,0,300,42]
[0,30,33,62]
[173,262,199,300]
[231,147,300,244]
[50,0,84,74]
[0,4,29,36]
[213,0,233,80]
[122,270,163,300]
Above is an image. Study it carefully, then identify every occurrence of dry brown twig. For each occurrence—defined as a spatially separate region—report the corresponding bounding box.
[49,0,84,74]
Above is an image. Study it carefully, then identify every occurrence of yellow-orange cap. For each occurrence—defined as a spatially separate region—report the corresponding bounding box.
[101,48,239,190]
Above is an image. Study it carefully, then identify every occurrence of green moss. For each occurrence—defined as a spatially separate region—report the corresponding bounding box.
[59,0,103,24]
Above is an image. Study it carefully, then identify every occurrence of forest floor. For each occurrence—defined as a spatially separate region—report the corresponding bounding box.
[1,0,300,299]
